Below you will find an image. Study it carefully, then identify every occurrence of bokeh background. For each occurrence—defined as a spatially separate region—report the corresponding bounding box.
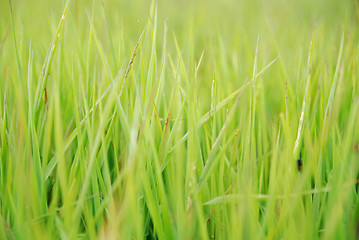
[1,0,357,117]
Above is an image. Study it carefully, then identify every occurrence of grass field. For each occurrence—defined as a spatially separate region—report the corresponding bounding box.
[1,0,359,239]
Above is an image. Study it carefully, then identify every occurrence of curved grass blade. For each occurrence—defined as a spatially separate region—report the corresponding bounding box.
[34,0,71,112]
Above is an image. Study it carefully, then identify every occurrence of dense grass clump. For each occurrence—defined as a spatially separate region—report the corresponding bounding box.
[1,0,359,239]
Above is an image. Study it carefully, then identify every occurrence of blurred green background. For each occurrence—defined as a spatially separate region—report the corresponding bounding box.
[1,0,357,116]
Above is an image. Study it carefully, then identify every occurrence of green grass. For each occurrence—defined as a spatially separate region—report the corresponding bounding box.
[1,0,359,239]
